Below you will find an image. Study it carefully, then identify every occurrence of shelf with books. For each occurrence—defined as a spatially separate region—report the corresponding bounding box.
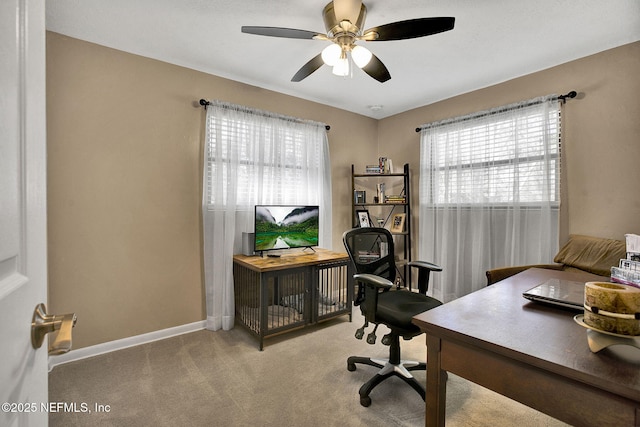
[353,202,408,207]
[350,163,413,286]
[354,172,405,178]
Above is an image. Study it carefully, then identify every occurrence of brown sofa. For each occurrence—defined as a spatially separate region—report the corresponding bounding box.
[485,234,627,286]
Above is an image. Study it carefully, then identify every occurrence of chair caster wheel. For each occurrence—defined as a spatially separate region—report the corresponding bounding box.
[366,332,376,345]
[347,363,356,372]
[360,396,372,407]
[381,333,392,346]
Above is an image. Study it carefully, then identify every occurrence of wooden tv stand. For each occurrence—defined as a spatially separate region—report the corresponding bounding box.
[233,249,352,350]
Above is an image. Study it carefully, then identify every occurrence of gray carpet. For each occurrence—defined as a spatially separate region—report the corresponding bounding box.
[49,309,568,426]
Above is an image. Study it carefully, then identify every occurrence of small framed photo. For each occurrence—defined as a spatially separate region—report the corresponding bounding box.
[390,213,406,233]
[356,210,372,228]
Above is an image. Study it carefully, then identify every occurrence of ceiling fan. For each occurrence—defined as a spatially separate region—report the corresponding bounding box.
[241,0,455,83]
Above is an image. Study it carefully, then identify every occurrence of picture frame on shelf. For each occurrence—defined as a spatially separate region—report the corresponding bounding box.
[356,209,372,228]
[390,213,406,233]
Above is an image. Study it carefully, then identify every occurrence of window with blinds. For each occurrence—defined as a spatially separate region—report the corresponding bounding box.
[204,115,323,207]
[423,102,560,207]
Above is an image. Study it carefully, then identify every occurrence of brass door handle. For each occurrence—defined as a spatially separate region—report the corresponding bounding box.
[31,303,77,355]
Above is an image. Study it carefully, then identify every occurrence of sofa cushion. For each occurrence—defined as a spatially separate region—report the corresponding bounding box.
[553,234,626,276]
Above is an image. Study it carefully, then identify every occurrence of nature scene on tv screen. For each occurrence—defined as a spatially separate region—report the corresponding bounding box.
[255,206,319,251]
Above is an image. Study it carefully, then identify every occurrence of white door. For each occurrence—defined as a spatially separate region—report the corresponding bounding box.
[0,0,49,425]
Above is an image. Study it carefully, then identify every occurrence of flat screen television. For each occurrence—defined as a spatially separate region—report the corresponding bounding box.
[254,205,319,253]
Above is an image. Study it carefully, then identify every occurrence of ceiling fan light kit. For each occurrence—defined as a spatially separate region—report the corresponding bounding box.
[322,42,371,76]
[241,0,455,83]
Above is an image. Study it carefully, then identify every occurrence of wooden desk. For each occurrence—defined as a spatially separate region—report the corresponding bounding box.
[233,249,352,350]
[412,268,640,427]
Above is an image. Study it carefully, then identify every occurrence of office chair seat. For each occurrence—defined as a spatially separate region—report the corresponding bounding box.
[343,227,443,407]
[370,290,442,335]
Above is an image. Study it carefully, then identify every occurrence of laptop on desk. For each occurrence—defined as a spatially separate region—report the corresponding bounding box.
[522,278,585,310]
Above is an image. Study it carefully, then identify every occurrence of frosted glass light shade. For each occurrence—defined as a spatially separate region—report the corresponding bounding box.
[321,44,342,66]
[332,57,349,76]
[352,45,372,68]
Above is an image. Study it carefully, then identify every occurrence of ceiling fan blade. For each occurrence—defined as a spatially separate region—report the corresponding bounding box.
[361,53,391,83]
[333,0,362,24]
[291,54,325,82]
[241,26,322,40]
[364,17,455,41]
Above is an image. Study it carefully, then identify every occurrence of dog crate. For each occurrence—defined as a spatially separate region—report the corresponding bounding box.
[233,250,352,350]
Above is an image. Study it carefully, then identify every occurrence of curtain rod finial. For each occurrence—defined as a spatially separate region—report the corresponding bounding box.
[199,99,209,107]
[558,91,577,102]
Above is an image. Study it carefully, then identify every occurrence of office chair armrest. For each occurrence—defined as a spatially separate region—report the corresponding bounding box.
[353,273,394,290]
[408,261,442,272]
[408,261,442,294]
[353,274,393,323]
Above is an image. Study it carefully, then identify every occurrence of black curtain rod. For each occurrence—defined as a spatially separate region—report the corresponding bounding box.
[414,90,578,132]
[199,99,330,131]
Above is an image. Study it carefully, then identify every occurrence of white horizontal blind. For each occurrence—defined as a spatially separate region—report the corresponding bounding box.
[204,106,327,207]
[424,100,560,207]
[419,96,561,303]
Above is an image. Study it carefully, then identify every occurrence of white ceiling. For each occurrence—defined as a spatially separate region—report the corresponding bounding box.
[46,0,640,119]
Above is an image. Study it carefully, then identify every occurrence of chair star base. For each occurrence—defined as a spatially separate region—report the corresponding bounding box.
[347,355,427,407]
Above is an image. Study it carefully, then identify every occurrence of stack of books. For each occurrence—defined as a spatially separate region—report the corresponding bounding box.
[384,194,406,204]
[611,233,640,288]
[378,157,393,174]
[364,157,393,174]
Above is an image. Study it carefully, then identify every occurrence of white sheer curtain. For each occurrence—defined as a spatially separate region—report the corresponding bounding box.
[202,101,332,331]
[419,96,561,302]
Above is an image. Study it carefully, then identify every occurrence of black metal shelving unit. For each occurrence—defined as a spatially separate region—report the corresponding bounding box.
[350,163,412,286]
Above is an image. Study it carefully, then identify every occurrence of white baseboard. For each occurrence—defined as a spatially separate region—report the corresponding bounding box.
[48,320,206,371]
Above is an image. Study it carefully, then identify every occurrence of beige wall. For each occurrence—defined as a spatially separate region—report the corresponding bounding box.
[46,31,640,349]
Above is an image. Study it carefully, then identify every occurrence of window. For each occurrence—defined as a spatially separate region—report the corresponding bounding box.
[201,100,332,331]
[204,115,327,206]
[419,96,561,302]
[424,101,560,206]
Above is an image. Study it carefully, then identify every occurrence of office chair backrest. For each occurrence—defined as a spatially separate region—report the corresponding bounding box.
[343,227,396,284]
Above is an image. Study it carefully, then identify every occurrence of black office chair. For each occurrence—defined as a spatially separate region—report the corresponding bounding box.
[342,227,443,407]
